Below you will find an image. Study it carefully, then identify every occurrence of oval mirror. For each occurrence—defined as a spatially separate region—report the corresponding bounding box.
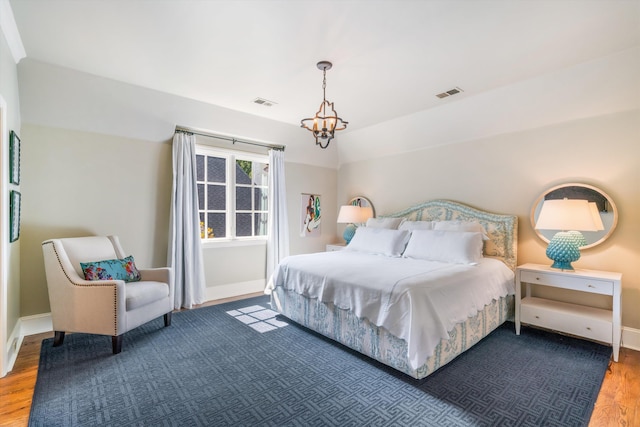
[348,196,375,218]
[531,183,618,249]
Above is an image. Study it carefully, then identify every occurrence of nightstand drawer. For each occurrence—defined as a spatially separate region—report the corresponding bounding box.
[520,297,612,344]
[520,270,613,295]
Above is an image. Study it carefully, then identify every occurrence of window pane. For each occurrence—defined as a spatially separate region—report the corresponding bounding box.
[208,213,226,238]
[199,212,205,239]
[236,160,252,185]
[196,155,205,181]
[236,213,252,237]
[254,213,268,236]
[207,185,226,210]
[252,162,269,186]
[254,188,268,211]
[236,187,252,210]
[207,156,226,183]
[197,184,205,209]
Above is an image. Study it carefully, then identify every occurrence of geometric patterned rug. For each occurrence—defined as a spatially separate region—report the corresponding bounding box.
[29,295,611,426]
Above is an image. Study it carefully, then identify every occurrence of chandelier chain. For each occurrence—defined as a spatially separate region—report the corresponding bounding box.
[322,69,327,100]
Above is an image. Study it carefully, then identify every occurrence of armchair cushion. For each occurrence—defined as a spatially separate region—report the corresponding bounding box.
[126,281,170,311]
[81,255,141,282]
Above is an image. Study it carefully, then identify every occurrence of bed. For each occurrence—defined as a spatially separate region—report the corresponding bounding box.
[268,199,518,379]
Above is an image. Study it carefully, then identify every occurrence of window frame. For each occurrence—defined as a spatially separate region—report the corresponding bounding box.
[196,145,269,247]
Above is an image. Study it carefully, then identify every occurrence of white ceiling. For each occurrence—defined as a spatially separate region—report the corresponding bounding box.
[8,0,640,134]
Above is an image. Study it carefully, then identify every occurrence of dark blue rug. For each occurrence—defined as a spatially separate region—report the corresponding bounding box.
[29,296,611,426]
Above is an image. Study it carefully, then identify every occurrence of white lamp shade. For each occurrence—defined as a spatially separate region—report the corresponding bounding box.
[337,205,373,224]
[535,199,600,231]
[589,202,605,231]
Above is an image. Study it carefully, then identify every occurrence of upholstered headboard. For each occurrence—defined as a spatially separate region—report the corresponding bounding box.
[382,199,518,271]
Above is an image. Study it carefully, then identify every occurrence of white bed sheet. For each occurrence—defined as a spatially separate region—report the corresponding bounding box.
[269,251,515,369]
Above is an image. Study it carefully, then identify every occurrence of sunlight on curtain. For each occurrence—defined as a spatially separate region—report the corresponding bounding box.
[266,149,289,291]
[168,131,206,309]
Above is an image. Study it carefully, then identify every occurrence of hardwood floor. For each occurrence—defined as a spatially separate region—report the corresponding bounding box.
[1,295,639,426]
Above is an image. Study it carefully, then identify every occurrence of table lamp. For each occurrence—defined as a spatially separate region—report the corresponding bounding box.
[337,205,374,244]
[535,199,604,270]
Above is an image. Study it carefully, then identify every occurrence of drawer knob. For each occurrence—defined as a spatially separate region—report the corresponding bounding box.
[535,277,540,281]
[586,327,592,331]
[535,315,540,319]
[588,284,596,288]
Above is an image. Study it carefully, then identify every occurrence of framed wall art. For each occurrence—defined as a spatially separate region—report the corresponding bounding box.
[300,193,321,237]
[9,130,20,185]
[10,190,21,242]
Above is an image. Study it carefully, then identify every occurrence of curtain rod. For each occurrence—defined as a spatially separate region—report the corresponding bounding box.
[175,125,285,151]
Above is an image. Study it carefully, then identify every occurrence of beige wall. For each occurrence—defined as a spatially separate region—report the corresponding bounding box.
[338,110,640,329]
[20,124,337,316]
[1,26,22,351]
[20,125,173,315]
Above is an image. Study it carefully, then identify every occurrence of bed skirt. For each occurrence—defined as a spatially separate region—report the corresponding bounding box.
[271,288,514,379]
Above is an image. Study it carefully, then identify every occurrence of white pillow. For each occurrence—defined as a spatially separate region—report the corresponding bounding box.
[398,220,434,231]
[402,230,484,264]
[433,220,489,240]
[346,227,411,257]
[365,217,404,229]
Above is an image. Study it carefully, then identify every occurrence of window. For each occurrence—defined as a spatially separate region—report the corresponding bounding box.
[196,146,269,241]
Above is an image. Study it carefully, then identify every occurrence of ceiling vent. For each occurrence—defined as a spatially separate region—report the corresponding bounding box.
[436,87,464,99]
[253,97,277,107]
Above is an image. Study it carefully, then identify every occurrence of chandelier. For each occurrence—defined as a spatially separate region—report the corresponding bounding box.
[300,61,348,149]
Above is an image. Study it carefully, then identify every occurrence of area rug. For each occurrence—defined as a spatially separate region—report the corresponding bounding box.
[29,296,611,426]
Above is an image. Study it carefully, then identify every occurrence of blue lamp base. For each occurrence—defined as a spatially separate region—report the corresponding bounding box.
[343,224,357,244]
[546,231,583,271]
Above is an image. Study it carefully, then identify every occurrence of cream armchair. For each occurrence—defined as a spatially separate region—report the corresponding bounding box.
[42,235,174,354]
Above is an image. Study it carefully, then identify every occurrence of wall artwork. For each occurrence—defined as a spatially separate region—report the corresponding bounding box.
[9,130,20,185]
[10,190,21,242]
[300,193,321,237]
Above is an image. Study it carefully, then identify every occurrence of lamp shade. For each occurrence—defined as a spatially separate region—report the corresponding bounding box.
[589,202,605,231]
[337,205,373,224]
[535,199,600,231]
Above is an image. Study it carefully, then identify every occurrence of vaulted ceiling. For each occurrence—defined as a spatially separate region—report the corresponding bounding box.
[9,0,640,136]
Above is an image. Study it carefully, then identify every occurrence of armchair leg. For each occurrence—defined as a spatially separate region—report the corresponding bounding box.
[164,312,172,327]
[112,335,123,354]
[53,331,65,347]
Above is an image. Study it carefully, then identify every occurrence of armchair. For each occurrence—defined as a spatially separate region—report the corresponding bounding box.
[42,235,174,354]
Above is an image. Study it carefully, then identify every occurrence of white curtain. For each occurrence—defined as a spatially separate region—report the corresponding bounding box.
[266,149,289,286]
[168,131,206,309]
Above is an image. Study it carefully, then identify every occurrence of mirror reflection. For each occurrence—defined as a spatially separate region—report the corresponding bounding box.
[531,183,618,249]
[349,196,375,218]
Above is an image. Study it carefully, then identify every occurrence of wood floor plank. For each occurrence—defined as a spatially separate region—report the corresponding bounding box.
[1,296,638,426]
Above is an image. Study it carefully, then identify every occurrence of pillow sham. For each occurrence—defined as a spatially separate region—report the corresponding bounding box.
[345,227,411,257]
[365,217,404,230]
[402,230,484,265]
[398,220,434,231]
[433,220,489,240]
[81,255,142,282]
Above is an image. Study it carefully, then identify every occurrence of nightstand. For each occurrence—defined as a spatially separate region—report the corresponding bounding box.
[515,263,622,362]
[326,243,346,252]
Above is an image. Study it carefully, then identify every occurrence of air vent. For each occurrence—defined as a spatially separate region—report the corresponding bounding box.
[436,87,464,99]
[253,97,277,107]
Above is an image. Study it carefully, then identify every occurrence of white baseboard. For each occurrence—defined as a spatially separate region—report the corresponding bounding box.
[204,279,266,303]
[5,313,52,372]
[622,326,640,351]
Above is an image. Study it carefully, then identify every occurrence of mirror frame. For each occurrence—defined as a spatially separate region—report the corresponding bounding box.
[530,182,618,250]
[348,196,375,218]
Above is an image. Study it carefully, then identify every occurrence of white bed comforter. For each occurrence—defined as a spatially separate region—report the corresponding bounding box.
[269,251,515,369]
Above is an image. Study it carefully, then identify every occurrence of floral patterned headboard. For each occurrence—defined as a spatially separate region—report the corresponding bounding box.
[383,199,518,271]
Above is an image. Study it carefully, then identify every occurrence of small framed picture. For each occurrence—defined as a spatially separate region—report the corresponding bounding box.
[10,190,21,242]
[9,131,20,185]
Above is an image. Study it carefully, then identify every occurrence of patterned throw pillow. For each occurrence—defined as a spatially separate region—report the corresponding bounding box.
[80,255,141,282]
